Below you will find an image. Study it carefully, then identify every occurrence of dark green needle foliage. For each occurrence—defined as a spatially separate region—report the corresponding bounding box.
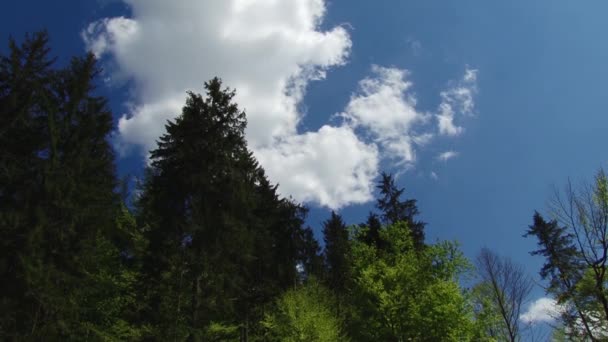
[0,32,140,339]
[525,212,603,340]
[296,226,325,280]
[322,211,352,317]
[357,212,384,250]
[376,172,426,249]
[135,78,310,340]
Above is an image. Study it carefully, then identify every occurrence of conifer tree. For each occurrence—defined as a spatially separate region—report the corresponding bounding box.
[0,31,53,337]
[297,226,325,280]
[358,212,384,250]
[322,211,351,316]
[0,32,134,339]
[136,78,309,340]
[376,172,425,249]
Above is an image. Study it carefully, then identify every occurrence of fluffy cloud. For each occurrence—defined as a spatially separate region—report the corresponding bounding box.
[84,0,478,208]
[520,297,564,325]
[340,66,431,167]
[83,0,351,150]
[437,68,478,136]
[521,297,608,337]
[255,126,378,208]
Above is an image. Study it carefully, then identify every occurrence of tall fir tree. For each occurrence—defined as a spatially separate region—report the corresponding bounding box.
[0,32,53,337]
[135,78,309,340]
[357,212,384,251]
[376,172,425,249]
[524,212,598,339]
[0,32,137,339]
[322,211,351,316]
[296,226,325,280]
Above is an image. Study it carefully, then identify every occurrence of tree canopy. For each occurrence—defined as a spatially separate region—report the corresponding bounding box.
[6,31,599,341]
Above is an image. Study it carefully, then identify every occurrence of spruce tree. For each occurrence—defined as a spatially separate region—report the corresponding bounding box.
[297,226,325,280]
[358,212,384,250]
[0,31,53,337]
[376,172,425,249]
[136,78,308,340]
[0,32,134,339]
[322,211,351,316]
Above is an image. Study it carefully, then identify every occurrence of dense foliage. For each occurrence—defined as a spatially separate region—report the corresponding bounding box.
[5,31,605,341]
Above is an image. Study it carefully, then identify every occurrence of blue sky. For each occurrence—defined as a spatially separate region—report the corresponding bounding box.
[3,0,608,326]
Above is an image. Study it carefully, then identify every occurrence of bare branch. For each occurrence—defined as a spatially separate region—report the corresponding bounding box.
[476,248,534,342]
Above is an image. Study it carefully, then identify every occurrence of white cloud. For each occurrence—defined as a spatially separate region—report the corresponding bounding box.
[83,0,351,151]
[84,1,478,208]
[340,65,431,167]
[437,151,459,162]
[520,297,564,325]
[255,126,378,208]
[522,298,608,337]
[437,67,478,136]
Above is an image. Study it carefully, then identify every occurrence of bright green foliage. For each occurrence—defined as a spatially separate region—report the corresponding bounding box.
[349,221,475,341]
[261,280,347,342]
[200,322,240,341]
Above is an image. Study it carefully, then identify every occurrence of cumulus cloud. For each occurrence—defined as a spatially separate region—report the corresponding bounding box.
[437,68,478,136]
[83,0,351,150]
[340,66,431,167]
[520,297,564,325]
[256,126,378,208]
[437,151,459,162]
[84,0,478,208]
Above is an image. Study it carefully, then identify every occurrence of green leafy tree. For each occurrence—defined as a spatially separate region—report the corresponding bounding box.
[261,279,347,342]
[525,170,608,340]
[525,213,605,340]
[349,221,475,341]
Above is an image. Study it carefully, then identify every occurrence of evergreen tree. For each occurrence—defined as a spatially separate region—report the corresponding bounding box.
[376,172,425,249]
[0,31,53,337]
[525,213,598,340]
[296,226,325,281]
[322,211,351,316]
[0,32,135,339]
[136,78,308,340]
[357,212,384,250]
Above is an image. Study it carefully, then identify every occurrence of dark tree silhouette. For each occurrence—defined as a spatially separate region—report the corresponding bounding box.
[376,172,425,249]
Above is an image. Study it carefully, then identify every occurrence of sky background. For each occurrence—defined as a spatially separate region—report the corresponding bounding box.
[3,0,608,327]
